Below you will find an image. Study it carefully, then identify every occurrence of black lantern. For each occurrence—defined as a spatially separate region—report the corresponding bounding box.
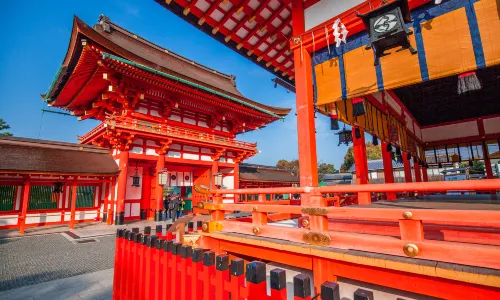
[372,135,379,146]
[386,143,393,152]
[53,182,64,193]
[131,162,140,187]
[358,0,416,65]
[407,152,412,161]
[214,172,223,188]
[336,126,353,146]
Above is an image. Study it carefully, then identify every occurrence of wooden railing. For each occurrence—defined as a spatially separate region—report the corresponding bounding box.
[79,116,257,151]
[113,226,339,300]
[200,179,500,269]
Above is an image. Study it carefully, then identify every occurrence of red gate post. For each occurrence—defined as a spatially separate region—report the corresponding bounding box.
[352,127,370,205]
[145,235,158,300]
[402,152,413,183]
[162,240,173,300]
[226,258,245,300]
[180,245,193,300]
[382,141,397,200]
[270,268,287,300]
[171,243,182,300]
[138,232,149,299]
[156,224,163,237]
[112,229,125,300]
[293,274,312,300]
[191,248,205,300]
[132,233,142,300]
[118,230,130,300]
[197,220,203,231]
[215,255,230,300]
[154,238,164,300]
[414,158,422,197]
[188,221,194,233]
[200,251,216,300]
[321,282,341,300]
[124,231,135,299]
[246,261,268,300]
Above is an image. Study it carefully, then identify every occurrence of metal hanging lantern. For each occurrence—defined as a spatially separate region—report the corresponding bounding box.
[131,162,140,187]
[336,126,353,146]
[214,172,223,188]
[358,0,416,65]
[53,182,64,193]
[158,168,170,186]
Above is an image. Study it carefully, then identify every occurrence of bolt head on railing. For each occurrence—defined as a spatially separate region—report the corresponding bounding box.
[301,219,309,228]
[403,211,413,220]
[403,243,419,257]
[252,205,258,212]
[252,226,260,235]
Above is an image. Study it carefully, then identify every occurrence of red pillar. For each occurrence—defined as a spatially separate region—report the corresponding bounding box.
[414,160,422,183]
[292,0,318,207]
[116,150,129,225]
[233,163,240,202]
[402,152,413,183]
[381,142,397,200]
[107,177,116,225]
[353,128,370,205]
[211,160,219,188]
[422,166,429,182]
[70,181,78,229]
[155,155,165,221]
[18,179,30,234]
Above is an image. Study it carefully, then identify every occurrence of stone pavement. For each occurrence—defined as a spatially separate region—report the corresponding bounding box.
[0,268,114,300]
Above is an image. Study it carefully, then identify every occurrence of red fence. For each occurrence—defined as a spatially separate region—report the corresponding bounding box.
[112,227,340,300]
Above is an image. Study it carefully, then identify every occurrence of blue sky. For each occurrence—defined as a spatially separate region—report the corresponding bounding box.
[0,0,350,168]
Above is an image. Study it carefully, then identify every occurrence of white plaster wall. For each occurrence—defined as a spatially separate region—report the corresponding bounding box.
[125,167,142,200]
[15,186,21,210]
[26,213,61,224]
[0,215,18,226]
[130,203,140,217]
[304,0,364,31]
[167,151,181,158]
[201,155,213,161]
[484,117,500,135]
[183,153,199,160]
[384,92,402,115]
[422,121,479,142]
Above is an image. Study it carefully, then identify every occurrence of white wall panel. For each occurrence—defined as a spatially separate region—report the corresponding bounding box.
[484,117,500,135]
[125,167,142,200]
[130,203,140,217]
[422,121,479,142]
[304,0,364,31]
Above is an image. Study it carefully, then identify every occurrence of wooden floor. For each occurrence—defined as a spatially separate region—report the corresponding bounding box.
[366,194,500,210]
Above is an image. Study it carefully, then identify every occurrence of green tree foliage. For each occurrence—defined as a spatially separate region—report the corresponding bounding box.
[318,162,336,181]
[340,142,382,172]
[276,159,300,177]
[0,118,13,136]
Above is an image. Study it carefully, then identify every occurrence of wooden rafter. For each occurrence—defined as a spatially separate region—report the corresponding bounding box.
[248,15,290,57]
[223,0,270,43]
[198,0,225,25]
[212,0,248,35]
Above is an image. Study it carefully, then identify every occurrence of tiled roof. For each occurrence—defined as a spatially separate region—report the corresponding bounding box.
[239,163,298,183]
[0,136,119,176]
[348,159,413,173]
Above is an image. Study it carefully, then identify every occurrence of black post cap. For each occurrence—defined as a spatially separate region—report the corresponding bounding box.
[128,232,135,241]
[354,289,374,300]
[134,233,142,243]
[321,282,340,300]
[172,242,182,255]
[293,274,311,298]
[203,251,215,266]
[155,225,162,233]
[188,222,194,229]
[131,227,139,233]
[141,234,148,245]
[147,236,158,248]
[246,261,266,284]
[270,268,286,291]
[216,255,229,271]
[197,220,203,228]
[143,226,151,234]
[166,224,172,230]
[230,258,244,276]
[181,245,193,259]
[192,248,204,262]
[124,230,131,240]
[155,238,164,250]
[163,240,173,252]
[116,229,124,237]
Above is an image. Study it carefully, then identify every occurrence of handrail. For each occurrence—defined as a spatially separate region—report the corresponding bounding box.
[78,123,105,142]
[104,116,257,150]
[210,179,500,194]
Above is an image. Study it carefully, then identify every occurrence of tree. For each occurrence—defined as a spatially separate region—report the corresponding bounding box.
[0,118,13,136]
[276,159,300,177]
[318,162,336,181]
[340,142,382,172]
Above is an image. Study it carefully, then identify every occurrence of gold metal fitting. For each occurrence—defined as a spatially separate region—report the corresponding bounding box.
[292,36,301,45]
[198,202,204,209]
[403,243,419,257]
[301,207,328,216]
[301,219,309,228]
[252,206,258,212]
[403,211,413,220]
[252,226,260,235]
[201,222,209,232]
[303,232,331,246]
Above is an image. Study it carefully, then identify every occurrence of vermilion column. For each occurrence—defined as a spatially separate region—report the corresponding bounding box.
[402,152,413,183]
[107,177,116,225]
[233,163,240,202]
[155,155,165,221]
[353,128,370,205]
[18,179,30,234]
[381,142,397,200]
[422,166,429,182]
[292,0,318,206]
[414,160,422,183]
[70,181,78,229]
[116,150,129,225]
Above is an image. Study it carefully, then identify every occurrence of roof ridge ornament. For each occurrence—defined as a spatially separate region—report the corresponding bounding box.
[98,14,111,33]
